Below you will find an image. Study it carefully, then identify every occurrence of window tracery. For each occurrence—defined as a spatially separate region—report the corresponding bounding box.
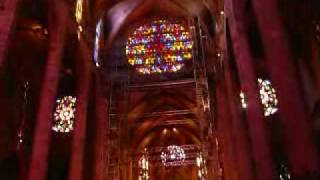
[52,96,76,133]
[126,19,193,74]
[258,78,278,116]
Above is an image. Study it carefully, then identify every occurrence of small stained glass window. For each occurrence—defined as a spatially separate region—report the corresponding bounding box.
[258,78,278,116]
[94,19,103,67]
[52,96,76,133]
[239,79,278,117]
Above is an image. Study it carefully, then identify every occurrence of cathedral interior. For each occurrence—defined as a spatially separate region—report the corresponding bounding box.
[1,0,320,180]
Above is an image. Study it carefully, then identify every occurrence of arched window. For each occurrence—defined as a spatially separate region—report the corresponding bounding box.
[126,19,193,74]
[258,78,278,116]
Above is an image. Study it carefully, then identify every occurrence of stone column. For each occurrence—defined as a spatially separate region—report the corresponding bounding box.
[221,48,255,180]
[215,71,240,180]
[92,74,109,180]
[0,0,18,67]
[251,0,320,178]
[128,157,133,180]
[68,38,93,180]
[225,0,274,179]
[27,1,68,180]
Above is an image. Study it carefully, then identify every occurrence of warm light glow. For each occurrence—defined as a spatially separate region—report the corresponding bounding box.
[75,0,83,39]
[75,0,83,24]
[240,91,248,109]
[196,152,207,180]
[139,153,149,180]
[163,128,168,135]
[279,164,291,180]
[17,132,23,144]
[173,128,177,133]
[160,145,186,166]
[258,78,278,116]
[94,19,103,67]
[126,19,193,74]
[52,96,76,133]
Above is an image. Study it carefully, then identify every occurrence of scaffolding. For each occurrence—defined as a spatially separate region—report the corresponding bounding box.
[131,144,210,167]
[191,16,220,180]
[107,75,129,180]
[105,16,219,180]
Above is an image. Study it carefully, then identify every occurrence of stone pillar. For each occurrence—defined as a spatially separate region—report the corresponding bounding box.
[27,1,68,180]
[0,0,18,67]
[220,47,255,180]
[225,0,274,179]
[128,157,133,180]
[92,74,109,180]
[251,0,320,178]
[215,71,240,180]
[68,39,93,180]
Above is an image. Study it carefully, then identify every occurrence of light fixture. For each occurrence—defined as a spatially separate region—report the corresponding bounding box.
[163,128,168,135]
[173,128,177,133]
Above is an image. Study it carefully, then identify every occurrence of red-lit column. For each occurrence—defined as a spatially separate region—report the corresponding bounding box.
[222,50,256,180]
[128,157,133,180]
[215,71,240,180]
[251,0,320,178]
[0,0,18,67]
[68,40,92,180]
[92,74,109,180]
[27,1,68,180]
[225,0,275,179]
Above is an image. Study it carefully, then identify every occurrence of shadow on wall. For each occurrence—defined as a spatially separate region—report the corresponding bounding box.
[0,154,18,180]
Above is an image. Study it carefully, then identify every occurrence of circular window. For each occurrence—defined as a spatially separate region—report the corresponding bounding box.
[126,19,193,74]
